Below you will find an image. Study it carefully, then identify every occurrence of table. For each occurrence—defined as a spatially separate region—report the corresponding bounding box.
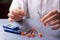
[0,19,60,40]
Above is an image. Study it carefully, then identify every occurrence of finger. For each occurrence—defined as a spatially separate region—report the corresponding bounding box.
[51,24,60,30]
[13,9,24,17]
[13,16,22,21]
[14,7,21,14]
[8,13,19,19]
[11,7,22,16]
[15,7,21,12]
[13,8,25,17]
[44,14,57,23]
[8,12,22,19]
[12,10,20,16]
[19,9,25,16]
[8,13,15,19]
[8,18,15,22]
[15,8,25,16]
[8,16,22,22]
[14,7,25,16]
[40,10,58,22]
[48,19,59,26]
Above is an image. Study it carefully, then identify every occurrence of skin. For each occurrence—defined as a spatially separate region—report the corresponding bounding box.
[8,7,25,22]
[40,10,60,30]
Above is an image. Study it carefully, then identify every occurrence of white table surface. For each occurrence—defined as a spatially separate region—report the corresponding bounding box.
[0,19,60,40]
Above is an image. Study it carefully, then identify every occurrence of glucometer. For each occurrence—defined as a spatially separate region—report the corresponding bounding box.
[3,24,21,34]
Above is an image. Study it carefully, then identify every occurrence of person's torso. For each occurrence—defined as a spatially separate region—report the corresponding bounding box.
[27,0,59,20]
[10,0,59,20]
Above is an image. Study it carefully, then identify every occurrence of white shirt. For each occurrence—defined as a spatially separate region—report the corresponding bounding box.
[9,0,60,20]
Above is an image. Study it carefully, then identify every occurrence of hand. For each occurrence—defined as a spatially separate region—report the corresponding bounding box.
[8,7,26,22]
[40,10,60,30]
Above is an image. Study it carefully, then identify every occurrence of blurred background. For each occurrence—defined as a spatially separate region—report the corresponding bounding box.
[0,0,12,18]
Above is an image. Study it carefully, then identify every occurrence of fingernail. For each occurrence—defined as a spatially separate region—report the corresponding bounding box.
[40,19,43,22]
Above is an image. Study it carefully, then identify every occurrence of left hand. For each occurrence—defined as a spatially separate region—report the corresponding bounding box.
[40,10,60,30]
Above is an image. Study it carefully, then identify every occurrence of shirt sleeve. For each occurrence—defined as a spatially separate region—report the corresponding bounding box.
[9,0,28,12]
[9,0,19,11]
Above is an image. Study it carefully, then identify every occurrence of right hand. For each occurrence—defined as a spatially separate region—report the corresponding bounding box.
[8,7,25,22]
[40,10,60,30]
